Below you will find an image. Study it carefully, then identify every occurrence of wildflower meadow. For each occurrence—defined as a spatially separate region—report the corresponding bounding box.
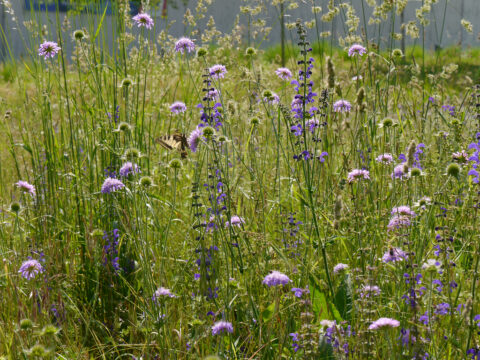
[1,0,480,359]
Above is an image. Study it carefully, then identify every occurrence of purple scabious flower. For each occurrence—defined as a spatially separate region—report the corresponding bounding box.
[382,248,406,263]
[387,216,411,231]
[225,215,245,228]
[119,162,140,177]
[175,37,195,54]
[38,41,61,59]
[153,287,176,301]
[15,180,36,196]
[333,100,352,113]
[19,259,43,280]
[376,153,394,164]
[132,13,154,29]
[306,118,320,133]
[170,101,187,114]
[348,44,367,57]
[391,164,408,179]
[209,64,227,79]
[333,263,349,274]
[368,317,400,330]
[188,127,203,152]
[347,169,370,183]
[206,88,219,101]
[101,177,125,194]
[263,271,290,287]
[211,321,233,335]
[275,67,293,80]
[452,150,469,163]
[391,206,416,217]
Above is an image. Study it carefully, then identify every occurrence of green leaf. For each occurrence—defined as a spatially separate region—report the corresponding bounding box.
[310,275,343,323]
[333,275,353,322]
[261,303,275,323]
[93,4,108,41]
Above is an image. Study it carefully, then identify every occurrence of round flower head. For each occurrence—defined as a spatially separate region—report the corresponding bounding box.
[382,248,406,263]
[368,317,400,330]
[170,101,187,114]
[333,263,349,274]
[333,99,352,113]
[360,285,381,298]
[19,259,43,280]
[153,287,176,301]
[264,92,280,105]
[275,67,293,80]
[422,259,441,272]
[387,215,411,231]
[38,41,61,59]
[391,206,416,218]
[15,180,36,196]
[226,215,245,228]
[263,271,290,287]
[101,177,125,194]
[188,127,203,153]
[347,169,370,183]
[391,164,408,179]
[348,44,367,57]
[132,13,154,29]
[119,162,140,177]
[376,153,394,164]
[175,37,195,54]
[452,150,469,163]
[211,321,233,336]
[209,64,227,79]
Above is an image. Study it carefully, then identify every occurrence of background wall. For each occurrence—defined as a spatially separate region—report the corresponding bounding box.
[0,0,478,60]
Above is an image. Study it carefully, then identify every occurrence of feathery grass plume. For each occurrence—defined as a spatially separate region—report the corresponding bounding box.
[327,56,335,89]
[356,87,366,112]
[406,141,416,168]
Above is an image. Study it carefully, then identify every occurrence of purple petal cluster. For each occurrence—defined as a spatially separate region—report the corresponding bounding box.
[347,169,370,183]
[368,317,400,330]
[174,37,195,54]
[19,259,43,280]
[263,271,290,287]
[211,321,233,335]
[275,67,293,80]
[38,41,61,59]
[119,162,140,177]
[101,177,125,194]
[170,101,187,114]
[348,44,367,57]
[209,64,227,79]
[15,180,36,196]
[132,13,154,29]
[188,127,203,153]
[333,100,352,113]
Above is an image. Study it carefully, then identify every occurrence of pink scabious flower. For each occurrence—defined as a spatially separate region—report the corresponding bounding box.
[101,177,125,194]
[348,44,367,57]
[38,41,61,59]
[452,150,469,163]
[132,13,154,29]
[376,153,394,164]
[188,127,203,153]
[209,64,227,79]
[226,215,245,228]
[291,97,303,109]
[333,263,349,274]
[391,206,416,218]
[119,162,140,177]
[368,317,400,330]
[333,99,352,113]
[275,67,293,80]
[347,169,370,183]
[19,259,43,280]
[387,215,411,231]
[153,287,176,301]
[263,271,290,287]
[382,248,406,263]
[211,321,233,336]
[174,37,195,54]
[15,180,36,196]
[360,285,381,298]
[170,101,187,114]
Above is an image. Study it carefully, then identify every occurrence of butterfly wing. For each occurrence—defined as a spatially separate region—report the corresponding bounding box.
[156,133,188,158]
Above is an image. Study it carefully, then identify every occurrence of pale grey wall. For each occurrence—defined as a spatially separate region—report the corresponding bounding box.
[0,0,478,60]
